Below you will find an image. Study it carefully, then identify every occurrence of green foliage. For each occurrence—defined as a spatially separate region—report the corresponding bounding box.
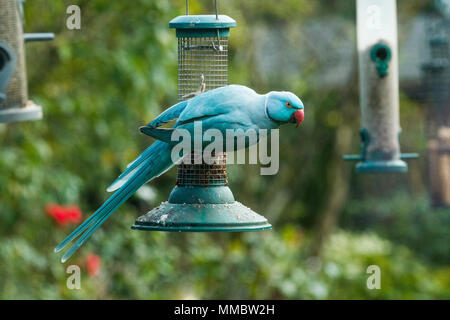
[0,0,447,299]
[342,192,450,265]
[1,223,448,299]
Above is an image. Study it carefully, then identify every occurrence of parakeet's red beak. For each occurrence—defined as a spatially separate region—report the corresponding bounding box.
[294,109,304,127]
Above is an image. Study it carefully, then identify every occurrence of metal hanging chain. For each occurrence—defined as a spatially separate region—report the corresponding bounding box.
[212,0,221,51]
[183,0,223,52]
[215,0,218,20]
[212,29,223,51]
[185,0,219,19]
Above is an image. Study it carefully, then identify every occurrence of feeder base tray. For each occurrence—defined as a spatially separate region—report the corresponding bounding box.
[0,102,42,123]
[356,159,407,173]
[132,201,272,232]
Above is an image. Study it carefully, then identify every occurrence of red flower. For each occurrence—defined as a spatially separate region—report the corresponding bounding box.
[85,254,101,277]
[46,203,82,226]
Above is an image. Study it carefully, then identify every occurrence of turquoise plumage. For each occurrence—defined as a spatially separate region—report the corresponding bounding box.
[55,85,304,262]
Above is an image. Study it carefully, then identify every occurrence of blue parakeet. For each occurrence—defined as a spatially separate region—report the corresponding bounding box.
[55,85,304,262]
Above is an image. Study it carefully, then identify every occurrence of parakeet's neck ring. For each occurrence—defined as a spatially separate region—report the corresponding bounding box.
[264,94,283,125]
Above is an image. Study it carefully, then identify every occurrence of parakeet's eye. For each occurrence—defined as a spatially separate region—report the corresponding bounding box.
[285,101,293,108]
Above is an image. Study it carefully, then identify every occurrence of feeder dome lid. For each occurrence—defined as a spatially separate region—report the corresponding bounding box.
[169,15,236,29]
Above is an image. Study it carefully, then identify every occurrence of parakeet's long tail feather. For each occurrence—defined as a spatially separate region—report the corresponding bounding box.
[55,141,174,262]
[105,100,189,193]
[106,142,163,192]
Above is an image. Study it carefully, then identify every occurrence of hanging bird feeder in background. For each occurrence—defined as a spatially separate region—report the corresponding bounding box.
[0,0,53,123]
[132,1,272,232]
[422,3,450,207]
[344,0,418,173]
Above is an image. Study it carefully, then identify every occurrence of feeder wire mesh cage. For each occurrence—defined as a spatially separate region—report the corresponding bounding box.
[175,15,230,187]
[178,37,228,101]
[176,152,228,187]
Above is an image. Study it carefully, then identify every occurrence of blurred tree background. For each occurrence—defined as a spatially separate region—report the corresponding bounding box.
[0,0,448,299]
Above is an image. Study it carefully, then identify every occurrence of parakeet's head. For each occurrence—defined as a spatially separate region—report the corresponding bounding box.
[266,91,304,126]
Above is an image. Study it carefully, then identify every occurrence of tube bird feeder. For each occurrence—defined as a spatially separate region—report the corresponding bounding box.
[344,0,418,173]
[422,5,450,206]
[0,0,53,123]
[132,4,272,232]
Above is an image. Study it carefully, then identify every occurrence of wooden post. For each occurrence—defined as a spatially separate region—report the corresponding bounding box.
[422,12,450,206]
[428,127,450,207]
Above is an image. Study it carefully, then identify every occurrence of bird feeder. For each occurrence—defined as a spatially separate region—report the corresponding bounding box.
[344,0,417,173]
[422,5,450,206]
[132,2,272,232]
[0,0,53,123]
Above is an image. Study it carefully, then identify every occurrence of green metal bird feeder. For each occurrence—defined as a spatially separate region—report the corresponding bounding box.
[344,0,418,173]
[0,0,53,123]
[132,1,272,232]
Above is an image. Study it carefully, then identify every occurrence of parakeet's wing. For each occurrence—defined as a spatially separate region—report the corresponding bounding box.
[146,99,188,128]
[138,85,259,143]
[177,85,258,125]
[106,100,188,192]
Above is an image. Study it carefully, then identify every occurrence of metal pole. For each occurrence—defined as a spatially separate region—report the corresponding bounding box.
[24,33,54,42]
[215,0,218,20]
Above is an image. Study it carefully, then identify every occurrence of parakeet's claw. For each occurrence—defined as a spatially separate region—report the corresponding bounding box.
[181,92,199,99]
[181,74,206,100]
